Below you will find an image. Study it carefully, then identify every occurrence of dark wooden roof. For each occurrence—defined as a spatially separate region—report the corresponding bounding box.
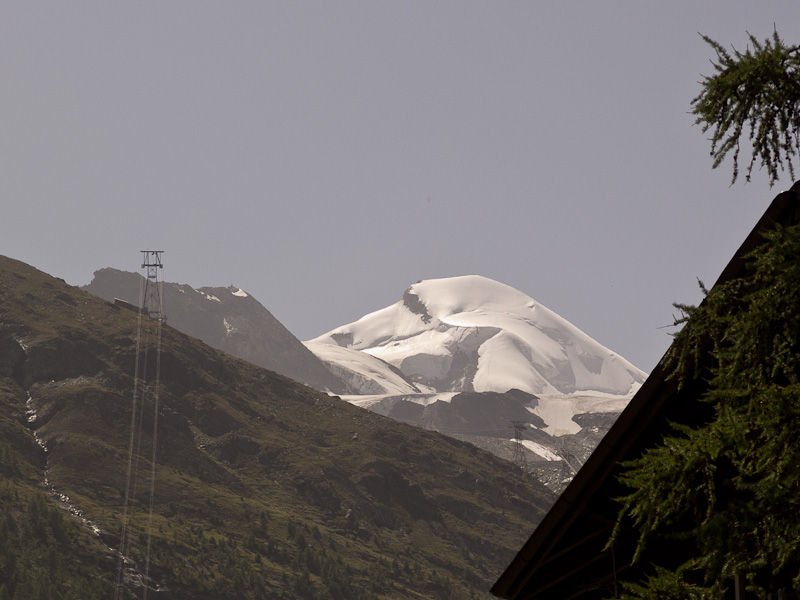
[491,182,800,600]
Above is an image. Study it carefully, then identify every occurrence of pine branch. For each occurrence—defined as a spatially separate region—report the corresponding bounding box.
[691,30,800,186]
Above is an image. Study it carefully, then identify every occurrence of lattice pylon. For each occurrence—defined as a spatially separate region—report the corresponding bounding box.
[510,421,528,471]
[140,250,164,322]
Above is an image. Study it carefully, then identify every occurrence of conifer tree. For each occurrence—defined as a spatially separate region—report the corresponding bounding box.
[611,30,800,598]
[613,216,800,598]
[691,30,800,185]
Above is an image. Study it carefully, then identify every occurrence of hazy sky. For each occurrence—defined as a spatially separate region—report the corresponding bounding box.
[2,3,798,373]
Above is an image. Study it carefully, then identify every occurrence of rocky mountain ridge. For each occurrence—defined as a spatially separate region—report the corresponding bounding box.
[83,268,354,395]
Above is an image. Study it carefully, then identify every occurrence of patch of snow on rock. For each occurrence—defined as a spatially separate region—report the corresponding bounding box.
[223,318,236,335]
[195,289,221,302]
[519,439,562,461]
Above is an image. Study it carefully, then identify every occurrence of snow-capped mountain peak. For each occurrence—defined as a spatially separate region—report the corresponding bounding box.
[307,275,646,397]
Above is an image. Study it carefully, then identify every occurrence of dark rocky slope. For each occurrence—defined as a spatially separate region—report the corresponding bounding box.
[0,255,554,600]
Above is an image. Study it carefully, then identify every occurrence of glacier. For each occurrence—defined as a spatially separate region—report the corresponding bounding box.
[306,275,646,398]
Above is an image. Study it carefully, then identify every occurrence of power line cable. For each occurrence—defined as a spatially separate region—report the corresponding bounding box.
[114,251,164,600]
[114,271,146,600]
[142,263,164,600]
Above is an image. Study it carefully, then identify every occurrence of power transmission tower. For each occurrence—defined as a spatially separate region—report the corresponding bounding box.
[510,421,528,471]
[140,250,164,322]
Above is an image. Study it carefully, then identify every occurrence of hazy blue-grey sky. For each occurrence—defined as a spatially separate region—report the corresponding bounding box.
[2,2,798,373]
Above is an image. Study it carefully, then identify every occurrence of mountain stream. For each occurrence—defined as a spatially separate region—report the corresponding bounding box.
[26,391,102,536]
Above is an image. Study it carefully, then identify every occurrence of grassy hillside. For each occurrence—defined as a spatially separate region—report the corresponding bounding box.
[0,255,554,600]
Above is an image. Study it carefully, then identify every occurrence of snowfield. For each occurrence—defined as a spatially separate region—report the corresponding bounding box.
[303,275,647,491]
[530,393,633,436]
[309,343,423,396]
[306,275,646,397]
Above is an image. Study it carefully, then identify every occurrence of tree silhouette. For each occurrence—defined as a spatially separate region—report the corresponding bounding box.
[692,30,800,186]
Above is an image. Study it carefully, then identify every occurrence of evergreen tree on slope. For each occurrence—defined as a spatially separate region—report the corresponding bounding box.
[613,29,800,599]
